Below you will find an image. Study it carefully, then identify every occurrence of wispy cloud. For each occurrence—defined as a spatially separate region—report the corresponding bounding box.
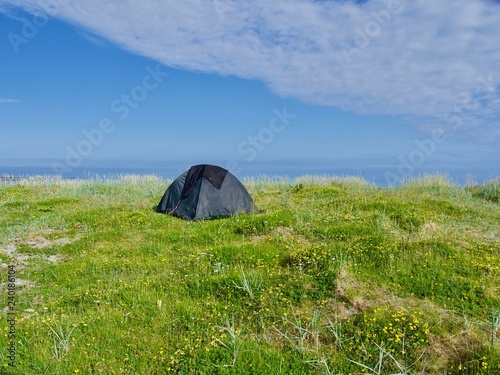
[1,0,499,139]
[0,98,20,104]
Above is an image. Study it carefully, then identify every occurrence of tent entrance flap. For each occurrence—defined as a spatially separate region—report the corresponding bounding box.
[181,164,228,200]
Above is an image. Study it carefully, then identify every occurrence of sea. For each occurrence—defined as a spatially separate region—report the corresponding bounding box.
[1,159,499,188]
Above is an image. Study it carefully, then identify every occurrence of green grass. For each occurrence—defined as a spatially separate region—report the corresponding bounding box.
[1,174,499,374]
[466,178,500,204]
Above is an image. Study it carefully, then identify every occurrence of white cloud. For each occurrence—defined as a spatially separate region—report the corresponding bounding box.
[1,0,499,139]
[0,98,20,104]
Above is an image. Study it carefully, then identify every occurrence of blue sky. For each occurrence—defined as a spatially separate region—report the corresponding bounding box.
[1,0,499,183]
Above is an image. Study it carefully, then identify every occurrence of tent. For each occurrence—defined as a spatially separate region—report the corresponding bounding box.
[155,164,255,220]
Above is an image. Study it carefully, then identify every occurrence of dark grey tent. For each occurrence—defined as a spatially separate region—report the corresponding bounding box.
[156,164,255,220]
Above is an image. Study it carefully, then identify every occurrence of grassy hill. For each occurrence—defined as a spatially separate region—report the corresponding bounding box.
[1,174,499,374]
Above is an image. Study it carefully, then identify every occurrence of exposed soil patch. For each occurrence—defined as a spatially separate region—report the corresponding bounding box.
[0,231,75,269]
[1,244,70,268]
[47,254,68,263]
[0,244,16,257]
[24,236,73,249]
[15,278,36,288]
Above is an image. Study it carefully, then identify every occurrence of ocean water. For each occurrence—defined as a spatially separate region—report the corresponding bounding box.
[1,159,498,187]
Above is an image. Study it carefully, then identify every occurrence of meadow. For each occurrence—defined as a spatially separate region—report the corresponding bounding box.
[0,174,499,374]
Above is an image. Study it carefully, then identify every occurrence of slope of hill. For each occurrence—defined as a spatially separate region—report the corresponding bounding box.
[1,175,499,374]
